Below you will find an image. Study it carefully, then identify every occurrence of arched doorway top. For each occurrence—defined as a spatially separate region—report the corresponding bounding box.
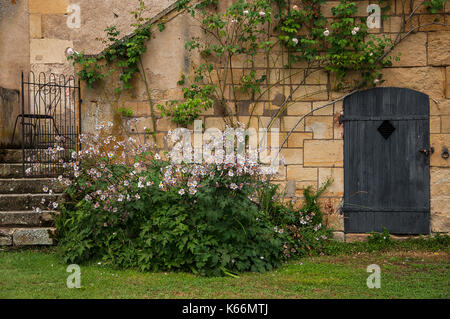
[344,87,429,118]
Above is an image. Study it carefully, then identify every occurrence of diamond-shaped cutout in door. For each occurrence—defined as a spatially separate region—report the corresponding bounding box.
[378,120,395,139]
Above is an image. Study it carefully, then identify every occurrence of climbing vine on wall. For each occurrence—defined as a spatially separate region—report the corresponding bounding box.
[163,0,446,128]
[68,0,159,141]
[69,0,447,130]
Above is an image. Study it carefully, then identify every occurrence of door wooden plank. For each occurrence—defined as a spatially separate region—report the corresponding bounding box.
[343,87,430,234]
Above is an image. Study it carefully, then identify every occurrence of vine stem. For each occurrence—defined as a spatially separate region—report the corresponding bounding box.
[273,90,358,161]
[139,58,157,144]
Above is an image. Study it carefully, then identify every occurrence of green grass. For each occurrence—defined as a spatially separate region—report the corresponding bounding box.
[0,247,448,299]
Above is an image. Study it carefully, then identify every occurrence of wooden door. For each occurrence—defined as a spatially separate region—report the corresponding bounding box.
[343,87,430,234]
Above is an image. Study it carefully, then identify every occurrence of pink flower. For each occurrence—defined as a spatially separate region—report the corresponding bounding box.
[323,29,330,37]
[259,11,265,17]
[293,5,299,10]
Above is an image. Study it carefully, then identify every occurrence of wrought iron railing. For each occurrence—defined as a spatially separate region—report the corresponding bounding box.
[11,72,82,177]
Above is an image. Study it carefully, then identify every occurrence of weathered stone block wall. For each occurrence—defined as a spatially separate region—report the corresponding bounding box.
[27,0,177,75]
[0,0,30,90]
[18,0,450,236]
[0,88,20,147]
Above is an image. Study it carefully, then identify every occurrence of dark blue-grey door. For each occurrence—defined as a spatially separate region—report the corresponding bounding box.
[343,87,430,234]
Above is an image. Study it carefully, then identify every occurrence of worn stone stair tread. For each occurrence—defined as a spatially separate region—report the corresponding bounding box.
[0,178,62,194]
[0,163,66,178]
[0,193,63,211]
[0,149,22,163]
[0,210,55,227]
[0,149,71,164]
[0,227,55,246]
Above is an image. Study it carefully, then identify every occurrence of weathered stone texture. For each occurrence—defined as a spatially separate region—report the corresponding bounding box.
[287,132,313,148]
[12,228,54,246]
[430,99,450,116]
[381,67,445,99]
[430,134,450,167]
[384,16,402,33]
[419,14,450,32]
[0,88,20,146]
[390,32,427,67]
[304,140,343,167]
[431,168,450,197]
[446,67,450,98]
[312,101,333,115]
[431,168,450,232]
[29,14,42,39]
[287,102,311,116]
[305,116,333,139]
[30,39,73,64]
[428,32,450,66]
[430,116,441,133]
[442,116,450,133]
[431,211,450,233]
[292,85,329,101]
[281,149,304,165]
[287,166,317,181]
[0,0,30,90]
[0,228,13,246]
[319,167,344,196]
[281,117,305,132]
[29,0,70,14]
[345,233,370,242]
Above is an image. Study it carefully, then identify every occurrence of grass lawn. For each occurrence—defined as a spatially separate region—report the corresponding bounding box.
[0,247,448,299]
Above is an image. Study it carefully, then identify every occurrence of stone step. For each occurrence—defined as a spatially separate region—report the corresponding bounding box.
[0,149,72,164]
[0,163,22,178]
[0,178,62,194]
[0,227,55,246]
[0,149,21,163]
[0,163,65,178]
[0,211,54,227]
[0,193,62,211]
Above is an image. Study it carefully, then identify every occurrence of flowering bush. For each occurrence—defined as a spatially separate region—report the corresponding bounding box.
[41,122,332,276]
[46,123,286,276]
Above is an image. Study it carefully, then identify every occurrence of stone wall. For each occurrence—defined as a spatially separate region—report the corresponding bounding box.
[0,88,20,147]
[27,0,177,79]
[0,0,30,90]
[2,0,449,237]
[0,0,177,149]
[80,0,450,236]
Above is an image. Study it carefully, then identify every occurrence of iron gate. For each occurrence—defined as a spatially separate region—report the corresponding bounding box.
[343,87,430,235]
[12,72,82,177]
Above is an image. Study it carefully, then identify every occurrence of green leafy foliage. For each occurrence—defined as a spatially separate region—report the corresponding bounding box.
[277,0,396,89]
[117,107,134,117]
[56,163,284,276]
[425,0,447,13]
[258,179,333,258]
[68,0,152,92]
[157,70,217,126]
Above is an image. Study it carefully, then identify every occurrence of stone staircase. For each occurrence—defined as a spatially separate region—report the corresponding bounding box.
[0,149,61,246]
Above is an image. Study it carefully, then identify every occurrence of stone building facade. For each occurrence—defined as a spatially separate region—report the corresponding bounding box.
[0,0,449,240]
